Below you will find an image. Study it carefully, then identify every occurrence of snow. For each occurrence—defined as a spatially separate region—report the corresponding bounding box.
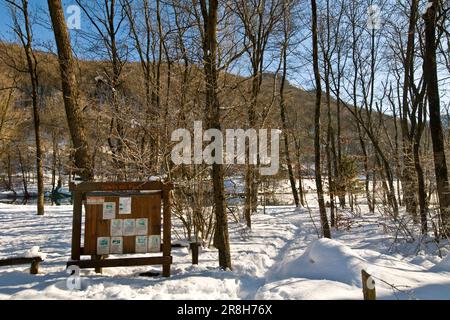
[23,246,47,260]
[256,279,362,300]
[0,196,450,300]
[430,253,450,273]
[269,238,367,286]
[258,237,450,299]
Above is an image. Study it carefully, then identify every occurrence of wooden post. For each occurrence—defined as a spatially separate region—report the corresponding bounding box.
[190,242,199,265]
[30,258,40,274]
[92,255,104,274]
[361,269,376,300]
[162,187,172,277]
[71,190,83,261]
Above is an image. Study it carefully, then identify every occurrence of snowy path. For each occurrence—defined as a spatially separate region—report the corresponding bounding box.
[239,207,315,299]
[0,203,450,299]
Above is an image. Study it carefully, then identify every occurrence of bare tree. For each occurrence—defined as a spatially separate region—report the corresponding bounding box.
[311,0,331,238]
[74,0,129,178]
[47,0,93,180]
[234,0,283,227]
[195,0,232,269]
[398,0,420,221]
[7,0,44,215]
[423,0,450,234]
[278,0,300,208]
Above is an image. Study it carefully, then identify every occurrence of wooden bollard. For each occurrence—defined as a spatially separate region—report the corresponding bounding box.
[361,269,376,300]
[190,242,199,265]
[30,258,41,275]
[92,255,105,274]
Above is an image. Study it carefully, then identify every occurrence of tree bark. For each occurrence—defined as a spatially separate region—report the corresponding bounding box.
[325,74,336,224]
[198,0,232,269]
[6,149,13,192]
[15,0,44,215]
[311,0,331,238]
[423,0,450,233]
[279,7,299,208]
[17,147,29,199]
[400,0,420,221]
[47,0,93,181]
[293,135,306,206]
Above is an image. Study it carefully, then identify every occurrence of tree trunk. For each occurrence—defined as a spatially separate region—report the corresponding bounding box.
[244,70,259,227]
[293,135,306,206]
[400,0,420,222]
[47,0,93,181]
[31,86,44,215]
[199,0,232,269]
[17,147,29,199]
[414,134,428,234]
[51,131,57,193]
[325,77,335,225]
[311,0,331,238]
[335,83,345,208]
[423,0,450,233]
[357,126,373,212]
[279,23,300,208]
[7,149,13,192]
[372,165,376,211]
[19,1,44,215]
[244,165,254,228]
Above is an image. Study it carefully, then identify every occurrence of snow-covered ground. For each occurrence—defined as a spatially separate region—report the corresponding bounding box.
[0,199,450,300]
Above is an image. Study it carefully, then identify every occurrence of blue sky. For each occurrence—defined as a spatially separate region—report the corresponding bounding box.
[0,0,78,46]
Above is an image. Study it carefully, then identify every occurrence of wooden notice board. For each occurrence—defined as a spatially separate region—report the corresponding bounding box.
[83,193,162,255]
[67,182,173,277]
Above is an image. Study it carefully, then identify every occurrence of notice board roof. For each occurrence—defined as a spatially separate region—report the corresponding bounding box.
[70,181,173,192]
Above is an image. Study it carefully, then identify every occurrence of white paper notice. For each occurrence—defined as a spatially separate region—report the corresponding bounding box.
[110,219,123,236]
[148,235,161,252]
[103,202,116,220]
[110,237,123,254]
[123,219,136,236]
[135,218,148,235]
[119,197,132,214]
[97,237,110,255]
[135,236,148,253]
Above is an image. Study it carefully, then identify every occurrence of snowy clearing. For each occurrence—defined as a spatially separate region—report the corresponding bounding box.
[0,202,449,300]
